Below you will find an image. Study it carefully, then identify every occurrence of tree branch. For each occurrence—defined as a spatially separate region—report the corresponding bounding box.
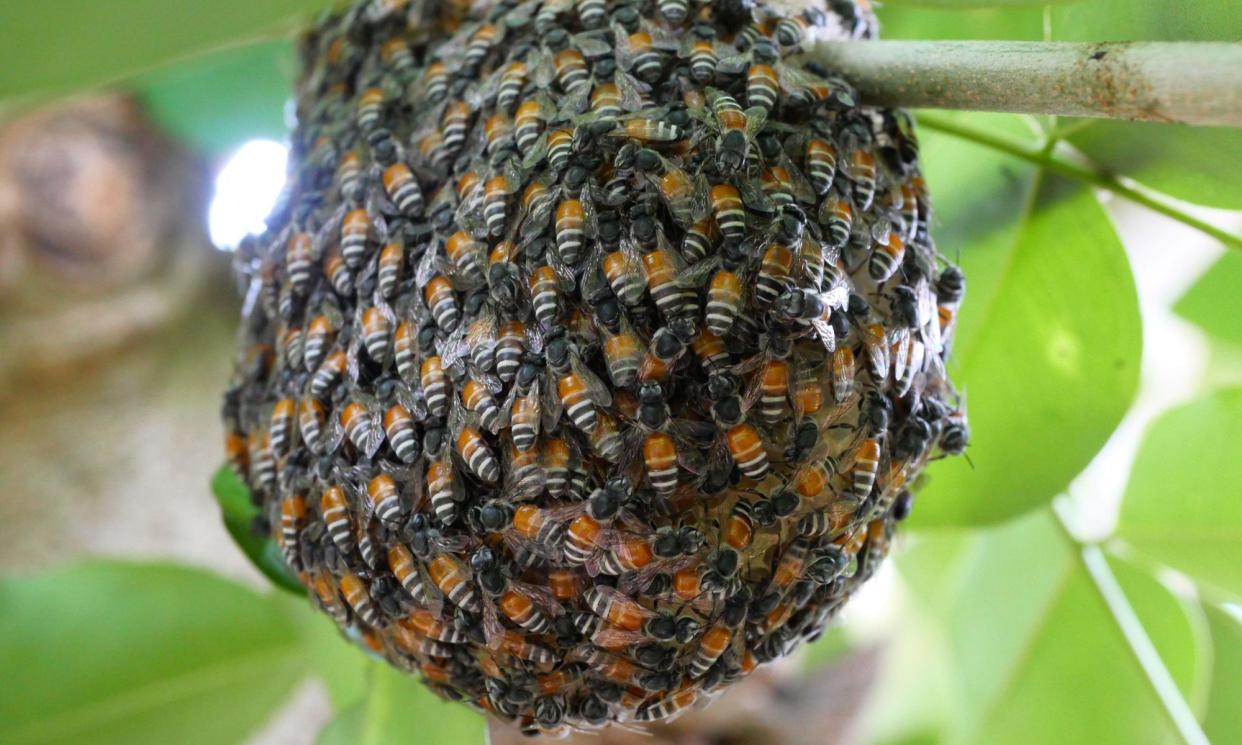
[807,41,1242,127]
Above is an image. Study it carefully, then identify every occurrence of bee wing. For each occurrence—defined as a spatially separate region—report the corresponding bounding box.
[572,355,613,408]
[502,531,562,562]
[503,451,546,501]
[715,55,749,77]
[612,23,638,69]
[529,48,556,88]
[738,177,775,214]
[614,70,647,112]
[324,406,348,455]
[592,583,656,619]
[521,190,557,242]
[889,327,912,384]
[678,256,721,289]
[394,384,428,421]
[541,374,564,431]
[625,554,697,597]
[312,204,347,260]
[481,595,505,649]
[365,397,386,458]
[466,312,498,360]
[511,578,564,616]
[543,499,589,524]
[558,88,591,119]
[743,106,769,138]
[377,459,418,484]
[414,243,444,288]
[418,563,446,618]
[440,325,469,371]
[781,155,818,206]
[591,626,647,649]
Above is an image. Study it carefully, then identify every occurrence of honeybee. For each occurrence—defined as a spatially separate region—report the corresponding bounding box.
[473,547,561,645]
[635,681,701,722]
[450,400,501,483]
[588,290,644,389]
[360,303,395,363]
[681,217,720,264]
[268,398,296,455]
[544,327,612,435]
[379,162,426,218]
[687,33,719,84]
[704,88,766,174]
[707,372,770,482]
[567,644,668,692]
[527,263,563,329]
[633,148,705,227]
[340,572,384,627]
[604,112,685,144]
[554,197,588,266]
[845,144,878,212]
[276,492,306,569]
[558,478,636,568]
[377,242,404,300]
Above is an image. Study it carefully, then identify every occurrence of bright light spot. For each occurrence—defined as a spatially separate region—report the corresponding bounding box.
[208,139,288,250]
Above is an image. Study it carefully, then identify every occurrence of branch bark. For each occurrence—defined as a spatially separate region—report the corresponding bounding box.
[806,41,1242,127]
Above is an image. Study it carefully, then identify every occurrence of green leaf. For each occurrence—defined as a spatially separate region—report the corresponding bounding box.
[315,663,486,745]
[294,604,374,709]
[0,0,336,101]
[212,464,306,595]
[877,4,1046,40]
[140,40,296,155]
[1176,252,1242,347]
[1051,0,1242,42]
[0,561,306,745]
[913,159,1143,527]
[1061,122,1242,211]
[882,0,1075,7]
[1110,558,1212,715]
[1203,606,1242,744]
[1117,388,1242,601]
[934,511,1204,744]
[916,113,1041,345]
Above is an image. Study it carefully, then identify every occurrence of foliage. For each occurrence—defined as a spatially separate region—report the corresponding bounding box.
[1,1,1240,744]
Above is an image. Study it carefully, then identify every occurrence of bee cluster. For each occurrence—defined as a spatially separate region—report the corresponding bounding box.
[223,0,967,733]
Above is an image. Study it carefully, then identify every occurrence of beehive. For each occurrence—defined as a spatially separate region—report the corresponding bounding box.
[223,0,967,732]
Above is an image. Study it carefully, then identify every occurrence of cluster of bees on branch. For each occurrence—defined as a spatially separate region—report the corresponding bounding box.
[223,0,966,733]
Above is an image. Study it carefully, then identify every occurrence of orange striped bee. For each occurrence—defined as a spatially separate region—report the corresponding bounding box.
[320,485,355,554]
[361,305,393,362]
[554,198,587,266]
[268,398,296,455]
[451,402,500,483]
[746,63,779,110]
[425,450,461,525]
[708,184,746,241]
[341,208,371,268]
[869,232,905,283]
[340,572,382,626]
[381,163,425,217]
[277,493,306,569]
[707,89,765,174]
[496,60,528,112]
[377,242,403,299]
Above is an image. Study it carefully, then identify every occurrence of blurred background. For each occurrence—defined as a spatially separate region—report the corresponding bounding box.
[1,2,1239,744]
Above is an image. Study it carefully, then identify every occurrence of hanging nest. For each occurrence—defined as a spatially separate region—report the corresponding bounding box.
[223,0,967,734]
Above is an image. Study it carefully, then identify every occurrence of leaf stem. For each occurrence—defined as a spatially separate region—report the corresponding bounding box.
[807,41,1242,127]
[915,111,1242,252]
[1051,502,1210,745]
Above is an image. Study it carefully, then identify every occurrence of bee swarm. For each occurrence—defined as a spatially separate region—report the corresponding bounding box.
[223,0,967,734]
